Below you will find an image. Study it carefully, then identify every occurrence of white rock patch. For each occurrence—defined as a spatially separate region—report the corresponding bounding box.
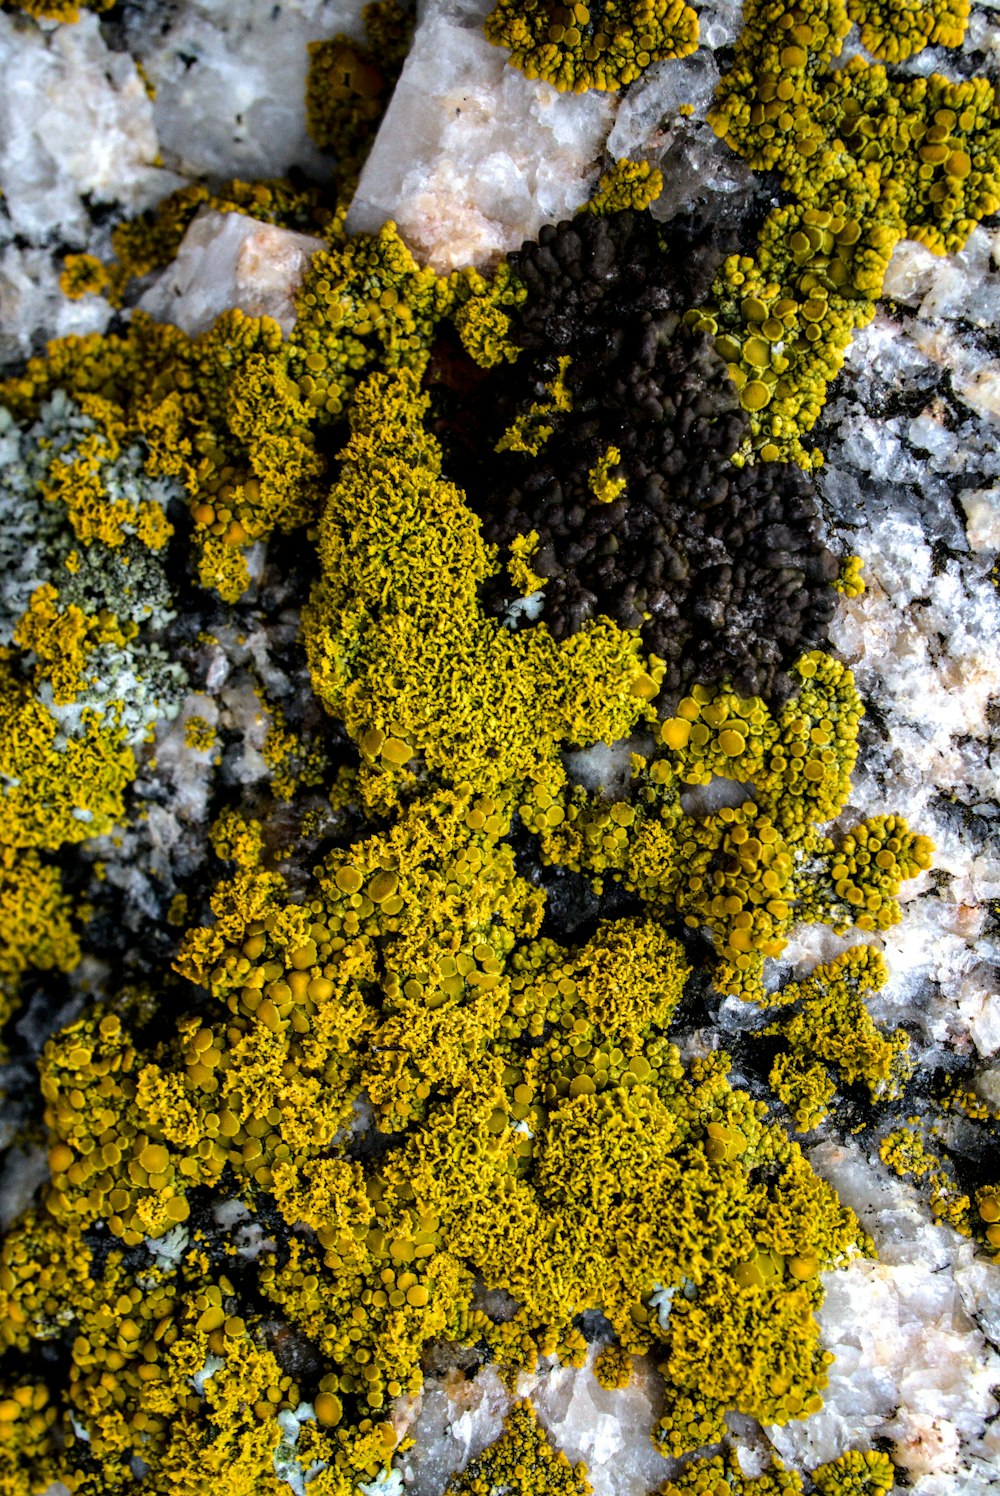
[139,208,324,336]
[346,0,614,269]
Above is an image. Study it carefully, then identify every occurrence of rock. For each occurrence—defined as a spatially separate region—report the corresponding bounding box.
[138,207,325,336]
[0,12,177,245]
[768,1141,1000,1494]
[605,48,758,226]
[395,1350,673,1496]
[0,10,183,366]
[960,488,1000,552]
[806,311,1000,1061]
[346,0,614,269]
[121,0,367,181]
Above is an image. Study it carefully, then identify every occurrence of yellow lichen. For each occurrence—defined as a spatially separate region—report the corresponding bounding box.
[0,658,133,850]
[766,946,911,1130]
[303,369,653,816]
[880,1120,972,1232]
[587,445,628,504]
[586,159,665,214]
[484,0,699,92]
[523,655,932,1002]
[305,0,414,186]
[812,1449,895,1495]
[833,554,866,596]
[495,354,574,455]
[846,0,968,61]
[690,0,1000,460]
[183,715,216,752]
[507,531,547,595]
[444,1401,591,1493]
[0,846,80,1031]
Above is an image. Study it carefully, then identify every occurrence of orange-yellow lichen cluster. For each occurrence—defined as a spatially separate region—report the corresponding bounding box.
[0,0,972,1489]
[657,1446,894,1496]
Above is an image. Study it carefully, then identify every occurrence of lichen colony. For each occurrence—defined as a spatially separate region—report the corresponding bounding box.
[0,1,996,1495]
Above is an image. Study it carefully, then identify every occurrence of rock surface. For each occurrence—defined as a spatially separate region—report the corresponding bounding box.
[139,208,325,335]
[120,0,367,181]
[346,0,615,268]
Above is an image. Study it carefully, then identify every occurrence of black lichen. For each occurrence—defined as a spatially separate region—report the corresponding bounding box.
[466,210,839,698]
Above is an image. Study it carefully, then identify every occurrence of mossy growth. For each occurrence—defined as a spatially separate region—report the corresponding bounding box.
[691,0,997,460]
[766,946,911,1130]
[523,654,932,1002]
[444,1401,591,1493]
[484,0,699,92]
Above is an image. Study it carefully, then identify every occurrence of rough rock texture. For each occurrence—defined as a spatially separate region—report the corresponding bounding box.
[395,1354,675,1496]
[778,1141,1000,1496]
[806,302,1000,1065]
[346,0,615,268]
[120,0,368,181]
[138,208,325,335]
[0,10,183,363]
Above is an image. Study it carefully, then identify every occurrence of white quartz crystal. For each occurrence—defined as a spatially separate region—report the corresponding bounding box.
[138,208,324,336]
[395,1350,673,1496]
[346,0,614,269]
[0,10,182,362]
[0,242,113,366]
[807,310,1000,1062]
[768,1141,1000,1495]
[0,12,176,244]
[122,0,367,181]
